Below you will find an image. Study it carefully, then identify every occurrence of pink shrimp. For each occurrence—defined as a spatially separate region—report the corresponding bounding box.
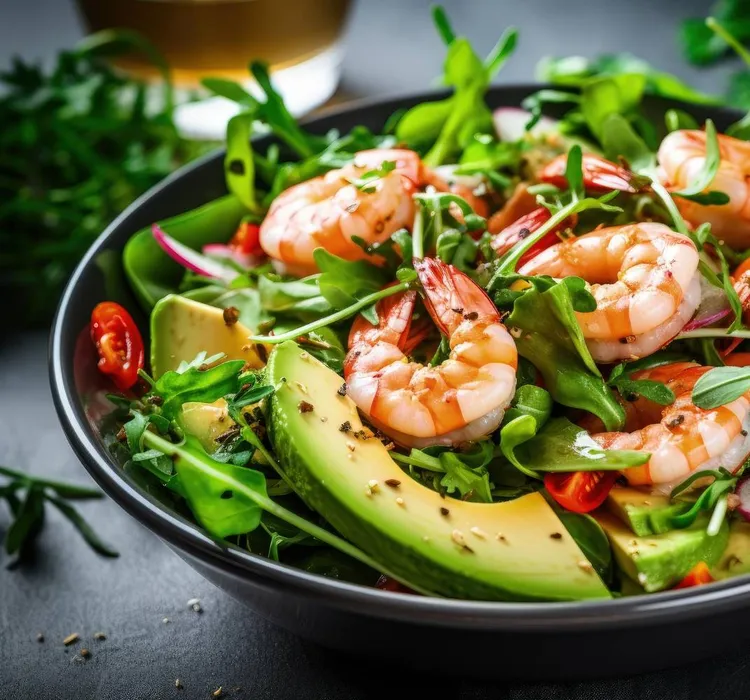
[344,258,518,448]
[658,129,750,249]
[259,149,420,277]
[519,223,701,363]
[591,362,750,493]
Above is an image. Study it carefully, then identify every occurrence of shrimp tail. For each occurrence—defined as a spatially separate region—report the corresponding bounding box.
[414,257,499,335]
[540,153,651,193]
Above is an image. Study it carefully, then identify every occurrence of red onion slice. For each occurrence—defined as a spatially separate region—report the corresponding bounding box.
[152,224,237,284]
[735,474,750,522]
[682,308,731,333]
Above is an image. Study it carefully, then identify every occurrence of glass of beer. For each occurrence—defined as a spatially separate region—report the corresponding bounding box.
[76,0,352,137]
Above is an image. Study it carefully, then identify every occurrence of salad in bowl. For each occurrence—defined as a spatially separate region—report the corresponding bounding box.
[88,7,750,602]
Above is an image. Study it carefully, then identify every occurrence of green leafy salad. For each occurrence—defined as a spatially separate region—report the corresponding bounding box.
[92,8,750,600]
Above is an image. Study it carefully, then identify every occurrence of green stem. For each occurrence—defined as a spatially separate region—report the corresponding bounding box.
[248,282,411,344]
[707,494,728,537]
[494,200,576,275]
[649,180,690,236]
[677,329,750,341]
[0,466,102,498]
[143,432,436,596]
[412,209,425,261]
[238,424,297,494]
[706,17,750,67]
[390,452,444,473]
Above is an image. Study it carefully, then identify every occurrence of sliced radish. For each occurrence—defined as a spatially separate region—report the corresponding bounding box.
[735,475,750,522]
[492,107,559,143]
[152,224,237,284]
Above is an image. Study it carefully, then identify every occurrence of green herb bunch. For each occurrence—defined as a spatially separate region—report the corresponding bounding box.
[0,465,117,566]
[0,31,212,327]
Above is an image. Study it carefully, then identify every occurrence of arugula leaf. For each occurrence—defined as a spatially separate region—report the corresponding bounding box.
[672,120,721,197]
[665,109,700,132]
[564,145,584,199]
[396,7,517,165]
[503,384,553,427]
[345,160,396,193]
[439,453,493,503]
[537,53,719,105]
[692,366,750,409]
[607,361,676,405]
[203,62,327,158]
[505,279,625,429]
[555,509,613,582]
[670,469,738,530]
[124,195,248,312]
[184,286,270,332]
[600,113,656,171]
[257,275,331,319]
[511,417,649,473]
[581,75,647,139]
[314,249,389,309]
[224,113,260,213]
[681,4,750,66]
[164,434,266,538]
[500,415,542,479]
[140,431,433,593]
[153,358,245,419]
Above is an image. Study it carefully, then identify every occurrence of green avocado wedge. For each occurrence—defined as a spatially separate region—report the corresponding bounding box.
[150,295,264,378]
[594,511,729,592]
[606,486,692,537]
[265,340,610,601]
[712,520,750,580]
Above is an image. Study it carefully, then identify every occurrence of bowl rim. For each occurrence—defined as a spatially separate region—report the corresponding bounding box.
[49,83,750,631]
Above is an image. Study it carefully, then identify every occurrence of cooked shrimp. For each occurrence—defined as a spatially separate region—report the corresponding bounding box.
[259,149,420,276]
[519,223,701,363]
[344,258,518,448]
[591,362,750,493]
[658,130,750,249]
[487,183,539,235]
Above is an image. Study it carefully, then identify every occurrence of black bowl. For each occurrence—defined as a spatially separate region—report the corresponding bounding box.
[50,85,750,680]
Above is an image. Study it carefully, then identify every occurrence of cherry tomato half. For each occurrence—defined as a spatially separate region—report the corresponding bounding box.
[673,562,714,590]
[90,302,144,391]
[544,470,619,514]
[229,221,262,256]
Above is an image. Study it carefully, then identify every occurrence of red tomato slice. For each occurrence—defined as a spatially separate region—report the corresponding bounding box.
[673,562,714,590]
[90,302,144,391]
[544,470,619,513]
[229,221,262,256]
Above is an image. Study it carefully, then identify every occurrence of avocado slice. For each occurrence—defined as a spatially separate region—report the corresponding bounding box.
[181,399,235,452]
[265,340,610,601]
[713,520,750,580]
[150,295,264,378]
[593,511,729,592]
[606,486,692,536]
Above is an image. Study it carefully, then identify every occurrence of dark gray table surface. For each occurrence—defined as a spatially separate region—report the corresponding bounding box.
[3,0,749,698]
